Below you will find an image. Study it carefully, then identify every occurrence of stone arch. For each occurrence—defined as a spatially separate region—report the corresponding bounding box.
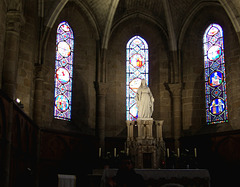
[219,0,240,37]
[111,12,168,42]
[40,0,100,65]
[105,14,170,136]
[179,2,239,131]
[101,0,119,49]
[178,1,223,50]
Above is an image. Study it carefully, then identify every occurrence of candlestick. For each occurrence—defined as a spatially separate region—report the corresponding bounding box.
[114,148,116,157]
[177,148,180,158]
[167,148,169,158]
[194,148,197,158]
[99,148,101,157]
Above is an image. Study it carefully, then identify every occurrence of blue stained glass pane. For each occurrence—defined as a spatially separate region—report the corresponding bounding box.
[130,98,136,108]
[56,52,62,61]
[139,74,147,80]
[54,21,74,121]
[60,58,68,67]
[126,36,149,121]
[55,61,61,69]
[57,34,62,43]
[203,23,228,124]
[62,32,70,40]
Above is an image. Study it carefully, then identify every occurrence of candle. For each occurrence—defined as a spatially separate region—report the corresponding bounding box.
[167,148,170,158]
[126,148,129,156]
[99,148,101,157]
[194,148,197,158]
[177,148,180,158]
[114,148,117,157]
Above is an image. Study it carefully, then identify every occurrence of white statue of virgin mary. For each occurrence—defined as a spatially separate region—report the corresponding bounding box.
[135,79,154,119]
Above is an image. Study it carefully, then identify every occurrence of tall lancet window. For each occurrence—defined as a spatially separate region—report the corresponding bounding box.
[126,36,149,121]
[54,21,74,121]
[203,23,228,124]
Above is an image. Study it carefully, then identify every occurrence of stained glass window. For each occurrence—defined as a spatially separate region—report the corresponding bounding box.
[126,36,149,121]
[54,21,74,121]
[203,23,228,124]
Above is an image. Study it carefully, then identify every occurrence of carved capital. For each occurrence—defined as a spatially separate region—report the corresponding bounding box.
[8,0,23,11]
[34,64,48,79]
[164,83,182,97]
[155,120,164,127]
[6,11,25,32]
[126,120,135,126]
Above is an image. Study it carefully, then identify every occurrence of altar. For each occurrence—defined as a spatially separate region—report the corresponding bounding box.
[126,119,165,168]
[101,169,210,187]
[125,79,166,168]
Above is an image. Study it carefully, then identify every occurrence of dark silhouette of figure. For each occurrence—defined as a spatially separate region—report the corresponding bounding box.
[108,156,145,187]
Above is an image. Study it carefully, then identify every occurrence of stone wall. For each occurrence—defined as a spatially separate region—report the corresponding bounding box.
[224,13,240,130]
[0,1,7,89]
[181,5,240,132]
[106,17,171,137]
[43,2,97,132]
[15,0,38,117]
[38,128,97,187]
[2,0,240,138]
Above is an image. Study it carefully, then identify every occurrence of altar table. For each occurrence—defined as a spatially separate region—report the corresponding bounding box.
[58,174,76,187]
[101,169,210,187]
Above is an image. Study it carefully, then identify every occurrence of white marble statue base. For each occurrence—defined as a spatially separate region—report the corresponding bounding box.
[137,118,153,121]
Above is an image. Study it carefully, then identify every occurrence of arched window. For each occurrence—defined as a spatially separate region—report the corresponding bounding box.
[54,21,74,121]
[203,23,228,124]
[126,36,149,121]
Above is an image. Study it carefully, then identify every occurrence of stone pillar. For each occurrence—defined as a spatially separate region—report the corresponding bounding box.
[155,120,164,141]
[1,8,24,187]
[2,11,24,99]
[145,120,153,138]
[127,119,166,169]
[95,82,107,152]
[137,121,144,138]
[33,65,46,126]
[166,83,182,149]
[126,120,134,140]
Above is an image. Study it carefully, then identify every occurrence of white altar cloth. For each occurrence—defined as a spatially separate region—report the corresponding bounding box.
[58,174,76,187]
[101,169,210,187]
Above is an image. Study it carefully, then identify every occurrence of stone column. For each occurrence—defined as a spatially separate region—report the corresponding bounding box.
[2,8,24,187]
[137,121,144,138]
[155,120,164,141]
[145,120,153,138]
[95,82,107,152]
[33,65,46,126]
[126,120,134,140]
[2,11,24,99]
[166,83,182,149]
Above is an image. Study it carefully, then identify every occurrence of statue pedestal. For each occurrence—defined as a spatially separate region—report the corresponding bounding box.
[126,119,165,169]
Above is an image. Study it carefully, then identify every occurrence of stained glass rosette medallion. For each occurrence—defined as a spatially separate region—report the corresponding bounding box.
[126,36,149,121]
[54,21,74,121]
[203,24,228,124]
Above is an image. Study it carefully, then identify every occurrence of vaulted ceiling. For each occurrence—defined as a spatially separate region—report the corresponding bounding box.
[43,0,240,49]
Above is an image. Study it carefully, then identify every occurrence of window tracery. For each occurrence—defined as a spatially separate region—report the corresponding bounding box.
[126,36,149,121]
[54,21,74,121]
[203,23,228,124]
